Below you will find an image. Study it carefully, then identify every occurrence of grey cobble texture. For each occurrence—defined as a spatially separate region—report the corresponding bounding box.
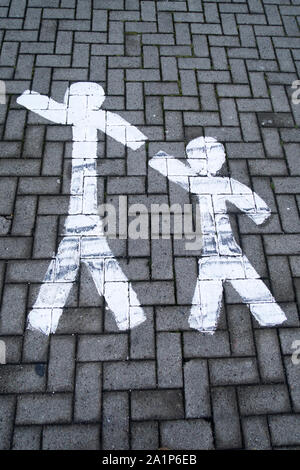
[0,0,300,451]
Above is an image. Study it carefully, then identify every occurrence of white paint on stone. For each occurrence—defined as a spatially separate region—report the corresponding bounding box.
[17,82,147,335]
[149,136,286,334]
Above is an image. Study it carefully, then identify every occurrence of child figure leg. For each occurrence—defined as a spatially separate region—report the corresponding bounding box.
[189,279,223,333]
[188,255,286,334]
[27,236,80,335]
[230,278,286,326]
[82,242,146,330]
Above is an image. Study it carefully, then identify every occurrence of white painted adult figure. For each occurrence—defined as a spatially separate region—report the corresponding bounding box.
[150,136,286,334]
[17,82,147,335]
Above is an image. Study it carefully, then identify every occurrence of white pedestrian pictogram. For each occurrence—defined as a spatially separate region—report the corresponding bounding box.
[17,82,147,335]
[150,136,287,334]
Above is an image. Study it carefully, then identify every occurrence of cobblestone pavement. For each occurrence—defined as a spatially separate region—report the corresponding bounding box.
[0,0,300,451]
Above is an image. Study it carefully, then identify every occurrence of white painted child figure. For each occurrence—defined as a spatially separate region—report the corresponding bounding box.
[17,82,147,335]
[150,136,286,334]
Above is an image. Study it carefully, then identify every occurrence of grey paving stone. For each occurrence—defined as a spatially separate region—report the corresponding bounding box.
[130,307,155,359]
[156,306,191,331]
[131,281,175,305]
[131,421,159,450]
[212,387,242,449]
[279,328,300,355]
[269,415,300,447]
[56,307,103,334]
[0,177,16,214]
[0,364,46,393]
[184,359,211,418]
[242,416,271,450]
[227,304,256,356]
[12,426,41,450]
[16,394,73,425]
[268,255,294,301]
[43,425,100,450]
[255,329,285,382]
[157,332,182,388]
[0,283,27,334]
[77,334,128,362]
[284,357,300,412]
[209,358,259,386]
[184,331,231,358]
[160,420,214,450]
[264,235,300,255]
[102,392,129,450]
[131,390,184,420]
[238,385,291,415]
[0,336,22,364]
[22,330,49,364]
[151,238,173,280]
[74,363,102,422]
[103,360,156,390]
[0,396,15,450]
[47,335,75,392]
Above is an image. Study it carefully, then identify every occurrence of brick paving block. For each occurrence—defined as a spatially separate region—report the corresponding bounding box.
[212,387,242,449]
[130,307,155,359]
[102,392,129,450]
[279,302,300,328]
[79,263,102,308]
[107,176,145,194]
[262,128,284,158]
[157,332,182,388]
[131,390,184,420]
[242,416,271,450]
[269,415,300,447]
[74,362,102,423]
[23,126,46,159]
[77,334,128,362]
[0,177,17,215]
[184,359,211,418]
[248,160,288,176]
[22,330,50,363]
[279,328,300,355]
[12,426,41,450]
[131,421,159,450]
[151,238,173,280]
[16,394,72,425]
[184,331,231,358]
[160,420,214,450]
[43,425,100,450]
[174,258,200,305]
[284,357,300,412]
[0,396,15,450]
[264,235,300,255]
[130,281,175,305]
[238,385,291,415]
[284,144,300,175]
[0,283,27,334]
[11,196,37,236]
[143,45,159,68]
[103,360,156,390]
[156,306,190,331]
[0,336,22,364]
[209,358,259,386]
[0,364,46,393]
[227,304,256,356]
[255,329,285,382]
[47,335,76,392]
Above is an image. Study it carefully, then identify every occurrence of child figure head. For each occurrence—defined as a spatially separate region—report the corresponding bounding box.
[64,82,105,112]
[186,136,226,176]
